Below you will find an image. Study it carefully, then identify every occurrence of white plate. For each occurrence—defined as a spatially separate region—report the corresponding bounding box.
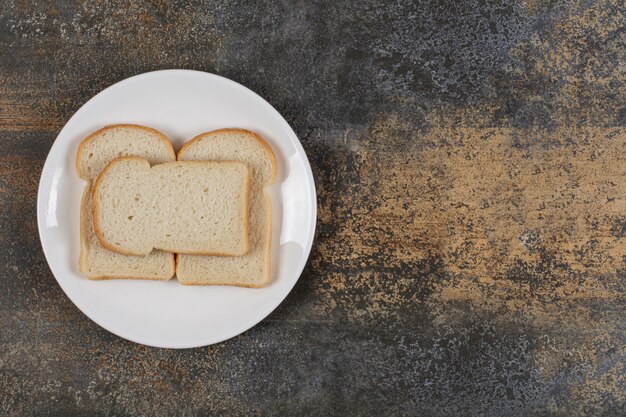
[37,70,317,348]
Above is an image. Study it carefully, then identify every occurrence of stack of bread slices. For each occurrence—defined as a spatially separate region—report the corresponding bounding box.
[77,125,276,287]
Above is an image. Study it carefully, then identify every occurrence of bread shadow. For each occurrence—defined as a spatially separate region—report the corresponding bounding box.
[266,132,287,285]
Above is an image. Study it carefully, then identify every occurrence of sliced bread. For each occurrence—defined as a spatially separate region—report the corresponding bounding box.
[92,157,250,256]
[176,129,276,287]
[76,124,176,280]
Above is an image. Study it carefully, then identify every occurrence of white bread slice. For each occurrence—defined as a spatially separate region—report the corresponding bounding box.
[92,157,250,257]
[76,124,176,280]
[176,129,276,287]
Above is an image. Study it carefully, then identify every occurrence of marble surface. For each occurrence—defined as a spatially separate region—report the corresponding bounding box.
[0,1,624,415]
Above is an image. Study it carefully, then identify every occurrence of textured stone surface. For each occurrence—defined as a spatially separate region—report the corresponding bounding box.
[1,0,624,416]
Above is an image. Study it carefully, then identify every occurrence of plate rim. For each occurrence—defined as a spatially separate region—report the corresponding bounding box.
[36,69,317,348]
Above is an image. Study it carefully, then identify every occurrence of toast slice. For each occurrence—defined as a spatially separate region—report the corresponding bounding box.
[92,157,250,256]
[176,129,276,287]
[76,124,176,280]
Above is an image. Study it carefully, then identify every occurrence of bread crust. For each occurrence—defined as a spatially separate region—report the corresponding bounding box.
[178,128,277,183]
[78,126,274,284]
[77,125,176,280]
[76,124,175,179]
[78,183,90,276]
[92,157,251,256]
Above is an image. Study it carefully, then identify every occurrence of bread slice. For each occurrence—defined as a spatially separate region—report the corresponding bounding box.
[76,124,176,280]
[92,157,250,257]
[176,129,276,287]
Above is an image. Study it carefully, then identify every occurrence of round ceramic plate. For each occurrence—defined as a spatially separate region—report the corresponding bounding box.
[37,70,316,348]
